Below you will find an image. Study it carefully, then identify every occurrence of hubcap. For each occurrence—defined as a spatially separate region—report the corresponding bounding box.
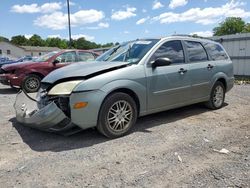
[107,100,133,132]
[26,77,39,90]
[213,85,224,107]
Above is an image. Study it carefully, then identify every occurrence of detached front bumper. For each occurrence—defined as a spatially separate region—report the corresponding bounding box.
[14,91,74,132]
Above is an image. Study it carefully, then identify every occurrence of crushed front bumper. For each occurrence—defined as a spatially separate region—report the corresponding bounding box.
[14,91,74,132]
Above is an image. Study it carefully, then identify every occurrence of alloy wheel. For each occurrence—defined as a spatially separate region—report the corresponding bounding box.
[213,85,224,108]
[107,100,133,132]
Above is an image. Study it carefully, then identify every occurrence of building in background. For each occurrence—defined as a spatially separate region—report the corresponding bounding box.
[212,33,250,76]
[0,41,60,59]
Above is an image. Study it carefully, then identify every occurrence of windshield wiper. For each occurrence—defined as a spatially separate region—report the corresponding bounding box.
[103,45,121,61]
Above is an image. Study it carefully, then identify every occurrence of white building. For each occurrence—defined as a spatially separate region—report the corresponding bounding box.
[0,41,60,59]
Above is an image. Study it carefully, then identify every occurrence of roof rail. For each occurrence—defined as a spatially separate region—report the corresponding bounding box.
[171,34,208,39]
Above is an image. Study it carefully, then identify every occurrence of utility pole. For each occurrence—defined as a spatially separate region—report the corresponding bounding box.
[67,0,72,48]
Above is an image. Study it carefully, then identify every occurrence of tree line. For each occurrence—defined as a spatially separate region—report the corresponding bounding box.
[0,34,117,50]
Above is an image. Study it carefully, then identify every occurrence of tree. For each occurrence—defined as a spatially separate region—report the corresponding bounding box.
[72,37,101,49]
[242,23,250,33]
[213,17,245,36]
[11,35,28,45]
[0,36,9,42]
[45,37,67,49]
[28,34,45,46]
[1,34,115,49]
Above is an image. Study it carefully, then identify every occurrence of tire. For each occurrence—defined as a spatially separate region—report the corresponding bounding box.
[97,92,138,138]
[205,81,225,110]
[22,74,42,93]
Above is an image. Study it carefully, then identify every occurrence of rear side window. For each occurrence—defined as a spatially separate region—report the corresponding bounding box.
[203,43,228,60]
[152,40,185,64]
[184,41,208,63]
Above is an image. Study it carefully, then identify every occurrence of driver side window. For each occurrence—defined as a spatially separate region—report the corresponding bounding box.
[151,40,185,64]
[56,52,77,63]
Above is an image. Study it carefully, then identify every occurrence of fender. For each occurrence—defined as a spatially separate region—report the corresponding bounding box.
[99,79,147,116]
[210,72,229,90]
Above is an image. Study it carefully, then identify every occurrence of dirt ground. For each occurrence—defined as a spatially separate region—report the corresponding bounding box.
[0,84,249,188]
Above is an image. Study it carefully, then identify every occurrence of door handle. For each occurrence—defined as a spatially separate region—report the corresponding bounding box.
[178,68,187,75]
[207,64,214,69]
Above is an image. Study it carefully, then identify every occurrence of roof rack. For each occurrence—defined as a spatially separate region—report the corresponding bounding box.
[171,34,209,39]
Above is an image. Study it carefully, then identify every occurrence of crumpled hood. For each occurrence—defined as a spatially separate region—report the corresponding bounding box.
[42,61,130,84]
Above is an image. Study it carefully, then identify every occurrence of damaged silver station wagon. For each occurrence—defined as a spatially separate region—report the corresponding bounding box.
[15,36,234,138]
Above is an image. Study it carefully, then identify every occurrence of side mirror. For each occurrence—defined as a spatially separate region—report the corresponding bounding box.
[52,59,60,65]
[152,58,172,68]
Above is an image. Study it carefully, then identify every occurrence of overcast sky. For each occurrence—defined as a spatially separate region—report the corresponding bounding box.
[1,0,250,44]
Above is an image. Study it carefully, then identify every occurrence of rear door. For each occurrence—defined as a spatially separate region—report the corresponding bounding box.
[183,41,216,100]
[146,40,191,111]
[52,51,78,69]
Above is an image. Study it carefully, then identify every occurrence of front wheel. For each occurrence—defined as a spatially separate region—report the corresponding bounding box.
[205,81,225,109]
[97,92,138,138]
[22,74,41,93]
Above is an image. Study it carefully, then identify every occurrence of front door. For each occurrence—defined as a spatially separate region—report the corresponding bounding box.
[146,40,191,112]
[51,51,78,71]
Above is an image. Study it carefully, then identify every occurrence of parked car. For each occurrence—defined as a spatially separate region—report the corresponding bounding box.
[0,55,34,68]
[0,50,99,92]
[0,57,11,63]
[14,36,234,138]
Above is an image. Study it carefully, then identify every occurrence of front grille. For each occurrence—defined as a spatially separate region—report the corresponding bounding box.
[38,95,71,118]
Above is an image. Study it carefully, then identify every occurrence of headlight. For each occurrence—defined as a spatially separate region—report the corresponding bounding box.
[48,80,82,95]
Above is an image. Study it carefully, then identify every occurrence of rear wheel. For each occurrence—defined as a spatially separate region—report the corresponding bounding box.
[22,74,42,93]
[97,92,138,138]
[205,81,225,109]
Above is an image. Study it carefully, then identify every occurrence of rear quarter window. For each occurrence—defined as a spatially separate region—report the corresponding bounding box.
[203,43,228,61]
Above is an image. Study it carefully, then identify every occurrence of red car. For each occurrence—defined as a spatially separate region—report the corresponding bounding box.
[0,50,99,92]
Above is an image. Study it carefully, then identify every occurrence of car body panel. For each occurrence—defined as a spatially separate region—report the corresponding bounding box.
[145,63,191,110]
[188,61,216,100]
[70,90,106,129]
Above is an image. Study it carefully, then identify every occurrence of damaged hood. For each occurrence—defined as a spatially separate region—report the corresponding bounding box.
[42,61,130,84]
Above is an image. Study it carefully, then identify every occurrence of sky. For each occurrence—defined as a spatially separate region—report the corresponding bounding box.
[1,0,250,44]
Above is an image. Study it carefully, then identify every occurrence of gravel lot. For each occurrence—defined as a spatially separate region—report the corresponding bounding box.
[0,84,249,187]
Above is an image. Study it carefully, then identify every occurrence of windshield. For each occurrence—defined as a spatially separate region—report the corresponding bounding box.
[96,39,159,64]
[34,51,58,62]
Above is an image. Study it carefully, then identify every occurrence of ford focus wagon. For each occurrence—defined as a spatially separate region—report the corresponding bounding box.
[14,36,234,138]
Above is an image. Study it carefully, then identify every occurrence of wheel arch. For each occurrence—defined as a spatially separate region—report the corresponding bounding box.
[216,77,227,90]
[211,72,229,91]
[104,88,141,116]
[26,72,45,79]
